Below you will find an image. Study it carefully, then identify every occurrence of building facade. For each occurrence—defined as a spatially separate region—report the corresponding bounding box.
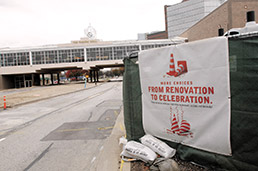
[166,0,226,39]
[0,39,185,90]
[180,0,258,41]
[0,41,176,68]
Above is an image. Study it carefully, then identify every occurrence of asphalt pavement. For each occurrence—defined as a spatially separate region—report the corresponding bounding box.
[0,81,130,171]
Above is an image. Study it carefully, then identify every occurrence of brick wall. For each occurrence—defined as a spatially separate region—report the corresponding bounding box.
[180,0,258,42]
[147,31,168,40]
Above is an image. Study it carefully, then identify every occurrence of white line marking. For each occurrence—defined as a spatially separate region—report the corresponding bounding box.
[0,138,6,142]
[99,146,103,151]
[88,93,102,99]
[91,156,96,163]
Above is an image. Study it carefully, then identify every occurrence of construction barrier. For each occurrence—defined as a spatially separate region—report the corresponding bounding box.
[3,96,6,110]
[123,35,258,171]
[123,57,145,141]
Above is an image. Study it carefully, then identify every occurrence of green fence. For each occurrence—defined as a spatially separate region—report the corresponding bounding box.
[123,36,258,171]
[123,57,145,141]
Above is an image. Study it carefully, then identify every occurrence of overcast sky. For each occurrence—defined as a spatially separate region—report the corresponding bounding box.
[0,0,181,48]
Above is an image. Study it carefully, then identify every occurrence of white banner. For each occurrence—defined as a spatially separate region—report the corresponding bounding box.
[139,37,231,156]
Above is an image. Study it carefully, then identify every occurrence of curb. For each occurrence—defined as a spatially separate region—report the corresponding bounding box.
[90,109,131,171]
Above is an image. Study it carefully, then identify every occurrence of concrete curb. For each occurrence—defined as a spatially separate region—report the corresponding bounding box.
[90,109,130,171]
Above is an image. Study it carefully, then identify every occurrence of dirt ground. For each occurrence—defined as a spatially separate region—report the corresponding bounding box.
[130,156,212,171]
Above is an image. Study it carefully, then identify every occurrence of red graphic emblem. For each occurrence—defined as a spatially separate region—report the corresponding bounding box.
[167,106,193,137]
[166,53,188,77]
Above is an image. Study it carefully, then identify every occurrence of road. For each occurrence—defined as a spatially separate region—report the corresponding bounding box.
[0,81,123,171]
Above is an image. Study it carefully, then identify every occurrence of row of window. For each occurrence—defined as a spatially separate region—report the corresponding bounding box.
[0,44,171,67]
[32,49,84,65]
[0,52,30,66]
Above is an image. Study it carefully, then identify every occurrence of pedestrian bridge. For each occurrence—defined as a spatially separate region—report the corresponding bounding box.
[0,39,184,89]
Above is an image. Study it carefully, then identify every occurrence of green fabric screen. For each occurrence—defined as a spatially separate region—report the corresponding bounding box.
[123,57,145,141]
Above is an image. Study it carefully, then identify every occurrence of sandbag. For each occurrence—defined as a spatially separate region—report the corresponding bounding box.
[119,137,136,160]
[140,134,176,158]
[122,141,157,163]
[120,148,135,159]
[150,158,179,171]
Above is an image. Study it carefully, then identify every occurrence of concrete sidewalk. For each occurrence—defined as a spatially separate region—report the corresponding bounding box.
[0,82,97,108]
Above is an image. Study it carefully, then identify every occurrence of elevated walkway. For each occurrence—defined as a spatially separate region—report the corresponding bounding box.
[0,38,185,89]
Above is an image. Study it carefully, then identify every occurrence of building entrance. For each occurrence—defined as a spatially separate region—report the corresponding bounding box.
[15,75,33,88]
[25,80,32,87]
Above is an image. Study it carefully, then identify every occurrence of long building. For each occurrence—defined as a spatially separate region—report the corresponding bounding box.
[0,39,185,90]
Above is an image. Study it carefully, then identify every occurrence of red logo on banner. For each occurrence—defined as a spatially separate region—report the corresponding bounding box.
[167,106,193,137]
[166,53,188,77]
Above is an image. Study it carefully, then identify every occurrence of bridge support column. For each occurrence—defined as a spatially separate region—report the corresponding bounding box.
[57,73,60,84]
[90,70,93,83]
[96,71,99,82]
[51,73,54,85]
[42,74,45,86]
[93,70,95,83]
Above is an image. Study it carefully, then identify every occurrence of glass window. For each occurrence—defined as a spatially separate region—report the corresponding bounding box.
[142,44,155,50]
[0,54,3,67]
[59,50,71,63]
[45,50,58,64]
[126,45,139,56]
[86,48,99,61]
[71,49,84,62]
[142,44,172,50]
[113,46,127,60]
[99,47,113,60]
[0,42,174,66]
[3,53,17,66]
[32,51,45,65]
[17,52,30,66]
[15,75,24,88]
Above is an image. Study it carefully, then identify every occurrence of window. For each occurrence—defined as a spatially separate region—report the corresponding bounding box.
[17,52,30,66]
[142,44,155,50]
[59,50,71,63]
[32,51,45,64]
[3,53,17,66]
[0,54,4,66]
[99,47,113,60]
[45,51,58,64]
[71,49,84,62]
[127,46,139,54]
[86,48,99,61]
[113,46,127,59]
[0,42,175,66]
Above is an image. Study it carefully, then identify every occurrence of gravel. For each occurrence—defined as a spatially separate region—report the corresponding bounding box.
[131,156,212,171]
